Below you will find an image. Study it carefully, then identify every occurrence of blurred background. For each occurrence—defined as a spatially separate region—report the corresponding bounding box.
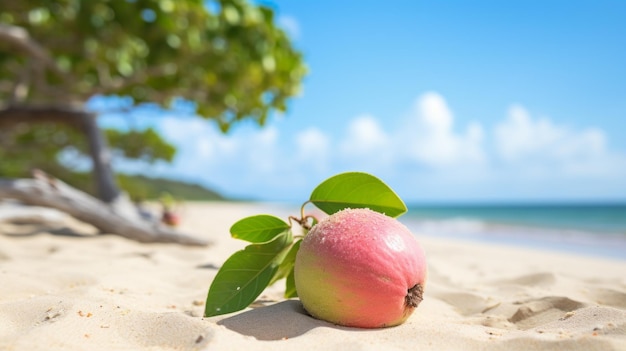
[1,1,625,256]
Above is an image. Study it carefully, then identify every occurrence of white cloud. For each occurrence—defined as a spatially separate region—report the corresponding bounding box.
[143,117,289,197]
[159,117,278,171]
[493,104,620,177]
[405,92,485,168]
[159,117,237,166]
[495,104,566,162]
[295,127,331,173]
[243,126,280,174]
[340,115,390,157]
[123,115,326,199]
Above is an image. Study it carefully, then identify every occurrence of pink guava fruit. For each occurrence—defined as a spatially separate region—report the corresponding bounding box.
[294,208,427,328]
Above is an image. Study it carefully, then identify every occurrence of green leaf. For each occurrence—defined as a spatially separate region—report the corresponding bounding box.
[284,267,297,298]
[310,172,407,217]
[230,215,290,243]
[269,239,301,286]
[204,230,292,317]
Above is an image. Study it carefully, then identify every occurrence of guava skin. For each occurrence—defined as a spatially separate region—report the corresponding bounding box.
[294,208,427,328]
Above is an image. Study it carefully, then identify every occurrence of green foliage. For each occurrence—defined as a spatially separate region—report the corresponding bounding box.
[0,123,97,194]
[269,238,301,288]
[204,230,293,317]
[106,128,176,163]
[230,215,291,243]
[0,0,306,130]
[310,172,408,217]
[204,172,407,317]
[116,174,225,201]
[0,123,85,179]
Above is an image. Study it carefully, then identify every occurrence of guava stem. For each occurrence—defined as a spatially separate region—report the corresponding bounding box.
[300,201,311,220]
[289,201,319,232]
[302,215,320,231]
[405,284,424,308]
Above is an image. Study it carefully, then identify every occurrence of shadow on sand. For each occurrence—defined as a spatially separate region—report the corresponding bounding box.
[217,300,344,340]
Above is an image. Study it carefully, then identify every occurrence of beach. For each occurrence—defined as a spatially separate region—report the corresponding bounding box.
[1,201,625,351]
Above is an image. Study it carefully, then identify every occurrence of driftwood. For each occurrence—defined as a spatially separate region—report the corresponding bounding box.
[0,201,67,225]
[0,171,209,246]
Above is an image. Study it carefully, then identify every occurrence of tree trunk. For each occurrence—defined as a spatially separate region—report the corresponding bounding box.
[81,111,119,202]
[0,105,120,203]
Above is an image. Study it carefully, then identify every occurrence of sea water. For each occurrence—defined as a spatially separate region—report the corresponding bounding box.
[401,203,626,260]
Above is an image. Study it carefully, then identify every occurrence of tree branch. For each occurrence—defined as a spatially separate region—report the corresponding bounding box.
[0,24,65,77]
[0,104,87,128]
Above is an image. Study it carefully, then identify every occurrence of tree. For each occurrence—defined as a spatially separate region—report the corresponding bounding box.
[0,0,306,202]
[0,0,306,245]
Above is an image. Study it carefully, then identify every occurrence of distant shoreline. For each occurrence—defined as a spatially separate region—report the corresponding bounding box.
[405,203,626,234]
[401,215,626,261]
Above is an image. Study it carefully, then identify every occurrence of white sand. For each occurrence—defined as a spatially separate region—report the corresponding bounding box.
[1,202,625,351]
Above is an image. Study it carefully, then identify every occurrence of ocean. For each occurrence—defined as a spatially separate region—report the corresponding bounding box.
[401,203,626,260]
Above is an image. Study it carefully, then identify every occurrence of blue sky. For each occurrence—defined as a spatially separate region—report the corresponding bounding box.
[97,0,626,203]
